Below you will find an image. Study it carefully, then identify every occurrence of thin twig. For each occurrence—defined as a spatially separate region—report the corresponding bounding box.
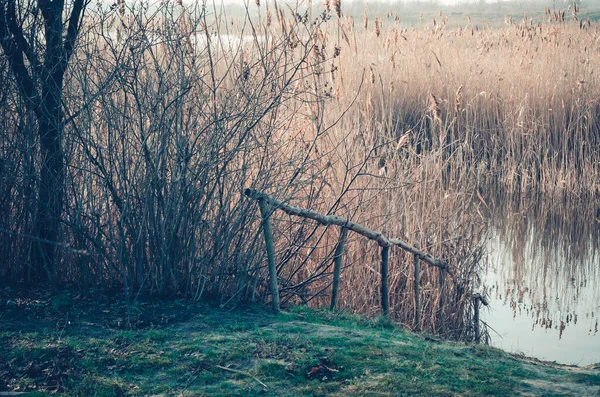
[0,227,88,255]
[215,365,269,389]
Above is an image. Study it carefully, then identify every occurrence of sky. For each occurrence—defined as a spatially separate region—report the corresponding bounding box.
[212,0,572,4]
[207,0,590,10]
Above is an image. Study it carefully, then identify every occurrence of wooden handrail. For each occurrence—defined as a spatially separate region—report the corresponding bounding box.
[244,188,448,270]
[245,188,458,323]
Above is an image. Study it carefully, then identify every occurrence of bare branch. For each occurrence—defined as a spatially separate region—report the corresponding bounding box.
[64,0,86,65]
[5,0,43,75]
[0,2,41,116]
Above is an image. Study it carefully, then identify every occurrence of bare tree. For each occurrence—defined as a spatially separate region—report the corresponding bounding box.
[0,0,87,282]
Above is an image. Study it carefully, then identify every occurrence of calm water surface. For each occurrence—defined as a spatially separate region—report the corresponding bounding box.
[481,197,600,366]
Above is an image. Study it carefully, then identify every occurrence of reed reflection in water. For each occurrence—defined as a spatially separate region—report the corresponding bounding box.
[481,195,600,366]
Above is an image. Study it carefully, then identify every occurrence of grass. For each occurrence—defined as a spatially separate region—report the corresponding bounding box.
[1,291,598,396]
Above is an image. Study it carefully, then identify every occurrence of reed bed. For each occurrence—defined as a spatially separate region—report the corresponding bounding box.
[269,3,599,337]
[335,9,600,197]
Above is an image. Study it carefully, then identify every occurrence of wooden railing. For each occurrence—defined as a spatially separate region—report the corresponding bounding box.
[245,188,486,340]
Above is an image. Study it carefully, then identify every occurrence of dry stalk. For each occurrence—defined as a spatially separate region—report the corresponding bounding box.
[333,0,341,18]
[429,93,442,125]
[266,2,272,27]
[454,85,463,113]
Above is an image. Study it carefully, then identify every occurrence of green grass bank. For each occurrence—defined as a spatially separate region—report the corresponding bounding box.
[1,291,599,396]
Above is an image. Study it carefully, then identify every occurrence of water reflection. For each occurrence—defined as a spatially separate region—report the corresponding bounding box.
[481,194,600,365]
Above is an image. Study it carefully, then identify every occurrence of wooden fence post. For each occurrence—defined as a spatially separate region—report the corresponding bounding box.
[380,245,390,318]
[414,253,420,331]
[258,199,280,314]
[437,267,445,331]
[473,293,489,344]
[473,295,480,343]
[330,227,348,311]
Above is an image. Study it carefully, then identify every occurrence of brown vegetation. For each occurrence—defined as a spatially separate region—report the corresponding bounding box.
[1,1,598,340]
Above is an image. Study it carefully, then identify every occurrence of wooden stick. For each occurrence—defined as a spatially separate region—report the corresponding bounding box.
[330,227,348,311]
[473,292,488,306]
[244,189,447,269]
[257,198,280,314]
[215,365,269,389]
[473,295,480,344]
[414,253,420,331]
[473,293,488,344]
[380,245,390,318]
[437,267,445,331]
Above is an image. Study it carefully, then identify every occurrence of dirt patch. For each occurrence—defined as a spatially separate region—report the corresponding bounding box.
[521,377,600,396]
[0,287,204,332]
[518,360,600,396]
[0,344,82,393]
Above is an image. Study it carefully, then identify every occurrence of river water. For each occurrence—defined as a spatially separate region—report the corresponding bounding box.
[481,196,600,366]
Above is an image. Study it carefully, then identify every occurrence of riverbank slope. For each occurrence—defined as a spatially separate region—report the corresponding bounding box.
[1,291,599,396]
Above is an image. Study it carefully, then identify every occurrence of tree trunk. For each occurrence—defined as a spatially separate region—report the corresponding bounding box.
[33,116,64,282]
[2,0,86,283]
[30,2,67,283]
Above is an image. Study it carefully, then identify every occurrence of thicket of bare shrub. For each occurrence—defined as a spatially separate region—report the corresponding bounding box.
[1,1,597,339]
